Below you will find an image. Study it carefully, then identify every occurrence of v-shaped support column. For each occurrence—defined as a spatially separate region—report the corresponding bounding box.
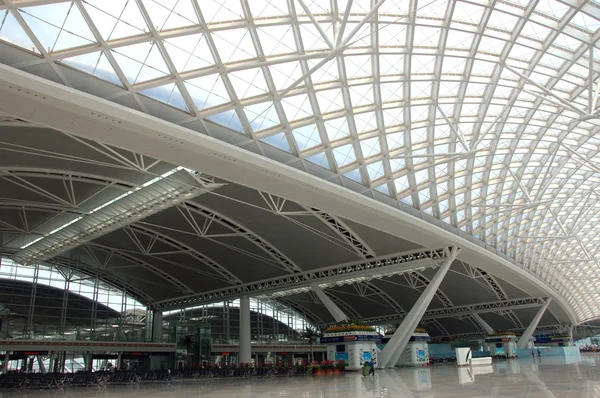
[378,246,459,368]
[311,283,348,322]
[472,313,495,334]
[517,298,552,349]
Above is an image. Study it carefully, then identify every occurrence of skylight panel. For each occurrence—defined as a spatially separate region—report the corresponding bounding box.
[569,10,600,33]
[84,0,147,41]
[245,101,280,131]
[389,157,405,172]
[112,42,169,84]
[414,168,429,185]
[354,111,377,133]
[413,26,441,47]
[367,161,385,181]
[140,82,189,111]
[552,33,583,51]
[316,88,345,114]
[229,68,269,99]
[305,59,339,86]
[299,22,334,52]
[305,152,330,169]
[386,132,404,151]
[411,55,436,75]
[445,30,474,50]
[410,127,428,143]
[486,9,519,32]
[281,93,314,122]
[0,10,38,53]
[293,124,322,151]
[452,1,485,25]
[343,22,372,48]
[60,51,121,86]
[349,84,374,107]
[248,0,289,18]
[410,106,430,123]
[164,34,214,72]
[257,25,297,57]
[441,56,466,74]
[269,61,304,90]
[383,107,404,127]
[394,175,410,193]
[20,2,96,52]
[418,188,431,205]
[411,81,432,99]
[360,137,381,158]
[379,54,404,76]
[520,20,552,41]
[477,35,507,55]
[379,23,407,48]
[343,169,363,183]
[185,74,230,110]
[260,132,292,153]
[144,0,198,31]
[380,82,403,103]
[416,0,448,19]
[379,0,410,16]
[199,0,245,24]
[206,109,245,133]
[296,0,330,15]
[333,144,357,167]
[375,183,391,196]
[325,117,350,142]
[344,55,372,79]
[211,28,256,63]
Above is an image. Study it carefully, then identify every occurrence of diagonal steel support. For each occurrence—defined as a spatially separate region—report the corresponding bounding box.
[378,246,459,368]
[472,313,494,334]
[517,298,552,349]
[310,283,348,322]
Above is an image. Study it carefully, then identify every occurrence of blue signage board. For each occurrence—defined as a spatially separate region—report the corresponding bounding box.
[409,336,432,342]
[334,352,348,364]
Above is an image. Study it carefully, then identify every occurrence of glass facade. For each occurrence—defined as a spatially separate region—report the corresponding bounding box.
[0,258,147,341]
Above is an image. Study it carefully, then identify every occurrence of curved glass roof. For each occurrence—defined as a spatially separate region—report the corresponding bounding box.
[1,0,600,322]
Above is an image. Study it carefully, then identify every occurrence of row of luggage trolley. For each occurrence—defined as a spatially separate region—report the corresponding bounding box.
[0,367,312,390]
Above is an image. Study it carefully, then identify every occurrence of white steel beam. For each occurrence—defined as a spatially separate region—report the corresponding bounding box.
[310,283,348,322]
[472,313,494,334]
[378,246,459,368]
[517,298,552,350]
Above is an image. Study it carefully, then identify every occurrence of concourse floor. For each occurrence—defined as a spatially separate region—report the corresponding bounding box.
[5,354,600,397]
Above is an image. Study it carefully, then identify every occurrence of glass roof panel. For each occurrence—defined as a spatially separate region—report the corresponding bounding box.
[10,0,600,323]
[83,0,147,41]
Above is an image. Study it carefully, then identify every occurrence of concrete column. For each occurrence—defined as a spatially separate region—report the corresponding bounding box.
[152,311,163,343]
[379,246,459,368]
[37,355,46,373]
[117,353,122,370]
[310,284,348,322]
[517,298,552,349]
[239,296,252,364]
[3,351,9,374]
[472,313,495,334]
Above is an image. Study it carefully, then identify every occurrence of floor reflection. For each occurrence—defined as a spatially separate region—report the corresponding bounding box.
[4,354,600,397]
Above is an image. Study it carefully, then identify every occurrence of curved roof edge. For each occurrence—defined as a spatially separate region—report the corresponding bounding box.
[0,63,577,325]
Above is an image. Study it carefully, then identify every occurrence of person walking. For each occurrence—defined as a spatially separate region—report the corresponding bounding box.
[369,359,375,376]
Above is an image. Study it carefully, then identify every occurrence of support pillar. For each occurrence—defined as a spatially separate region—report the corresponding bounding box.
[310,284,348,322]
[3,351,9,374]
[472,313,495,334]
[517,298,552,349]
[152,311,163,343]
[379,246,459,368]
[117,353,122,370]
[239,296,251,364]
[37,355,46,373]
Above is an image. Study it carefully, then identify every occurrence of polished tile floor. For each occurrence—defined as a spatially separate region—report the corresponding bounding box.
[4,354,600,397]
